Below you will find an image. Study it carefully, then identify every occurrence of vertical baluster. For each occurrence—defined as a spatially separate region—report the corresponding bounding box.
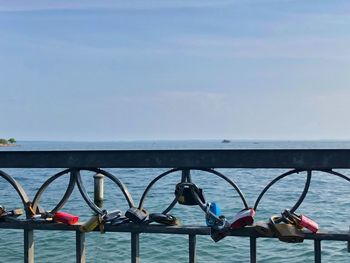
[314,240,321,263]
[348,226,350,253]
[93,173,104,208]
[76,231,86,263]
[250,237,257,263]
[24,229,34,263]
[131,233,140,263]
[189,234,196,263]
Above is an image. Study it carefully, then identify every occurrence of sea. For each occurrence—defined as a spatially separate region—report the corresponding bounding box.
[0,140,349,263]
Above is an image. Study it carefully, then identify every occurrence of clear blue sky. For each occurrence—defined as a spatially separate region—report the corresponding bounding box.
[1,0,350,141]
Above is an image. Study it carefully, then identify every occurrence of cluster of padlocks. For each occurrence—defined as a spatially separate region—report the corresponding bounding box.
[0,172,319,245]
[0,205,23,221]
[0,166,335,247]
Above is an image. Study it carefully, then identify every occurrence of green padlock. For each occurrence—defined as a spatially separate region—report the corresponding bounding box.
[80,215,104,233]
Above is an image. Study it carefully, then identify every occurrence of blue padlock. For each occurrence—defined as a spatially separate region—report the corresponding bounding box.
[206,202,221,227]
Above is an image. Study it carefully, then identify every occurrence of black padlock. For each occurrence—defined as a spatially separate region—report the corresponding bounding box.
[104,210,122,223]
[210,217,230,242]
[125,207,148,224]
[110,215,129,226]
[149,213,180,226]
[175,183,205,206]
[254,221,274,237]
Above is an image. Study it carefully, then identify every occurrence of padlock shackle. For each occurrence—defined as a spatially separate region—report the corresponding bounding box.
[281,209,300,225]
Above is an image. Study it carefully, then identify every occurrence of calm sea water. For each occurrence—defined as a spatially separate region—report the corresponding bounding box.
[1,141,350,262]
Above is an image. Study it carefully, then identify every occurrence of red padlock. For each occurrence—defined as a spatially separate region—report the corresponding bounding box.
[230,208,255,229]
[282,210,319,233]
[53,211,79,225]
[299,215,319,233]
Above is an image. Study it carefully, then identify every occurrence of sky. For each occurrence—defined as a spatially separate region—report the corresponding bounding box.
[1,0,350,141]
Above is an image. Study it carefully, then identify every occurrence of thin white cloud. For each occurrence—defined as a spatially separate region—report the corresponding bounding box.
[166,35,350,60]
[0,0,307,12]
[0,0,237,12]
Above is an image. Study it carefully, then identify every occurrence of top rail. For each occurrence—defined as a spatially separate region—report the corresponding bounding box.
[1,149,350,169]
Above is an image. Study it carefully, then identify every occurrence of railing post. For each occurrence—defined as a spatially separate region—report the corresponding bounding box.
[250,237,257,263]
[76,231,86,263]
[314,240,321,263]
[189,234,196,263]
[24,229,34,263]
[94,173,104,208]
[348,226,350,253]
[131,233,140,263]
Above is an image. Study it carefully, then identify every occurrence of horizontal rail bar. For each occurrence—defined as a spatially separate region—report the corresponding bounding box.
[1,222,349,241]
[2,149,350,169]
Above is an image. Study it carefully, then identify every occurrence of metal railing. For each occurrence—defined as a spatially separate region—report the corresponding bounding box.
[0,149,350,263]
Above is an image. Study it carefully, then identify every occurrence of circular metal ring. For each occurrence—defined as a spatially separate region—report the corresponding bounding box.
[75,168,134,215]
[138,168,249,215]
[253,169,312,222]
[0,170,31,218]
[32,168,74,214]
[32,168,134,216]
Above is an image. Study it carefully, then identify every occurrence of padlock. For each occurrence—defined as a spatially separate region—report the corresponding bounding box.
[149,213,180,226]
[282,210,318,233]
[53,211,79,225]
[6,208,23,217]
[175,184,205,206]
[269,216,304,243]
[254,221,274,237]
[0,208,23,218]
[80,215,100,232]
[230,208,255,229]
[104,210,122,223]
[206,202,221,227]
[210,217,231,242]
[125,207,148,224]
[299,215,319,233]
[110,215,129,226]
[30,214,53,223]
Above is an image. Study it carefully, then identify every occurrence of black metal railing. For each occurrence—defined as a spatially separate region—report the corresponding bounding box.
[0,150,350,263]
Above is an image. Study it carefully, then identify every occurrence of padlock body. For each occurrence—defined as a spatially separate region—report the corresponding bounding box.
[53,211,79,225]
[177,187,205,206]
[125,207,148,223]
[231,208,255,229]
[254,222,274,237]
[274,224,304,243]
[210,227,229,242]
[80,215,100,232]
[299,215,319,233]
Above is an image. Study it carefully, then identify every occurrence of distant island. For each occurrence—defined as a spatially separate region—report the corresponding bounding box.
[0,138,16,147]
